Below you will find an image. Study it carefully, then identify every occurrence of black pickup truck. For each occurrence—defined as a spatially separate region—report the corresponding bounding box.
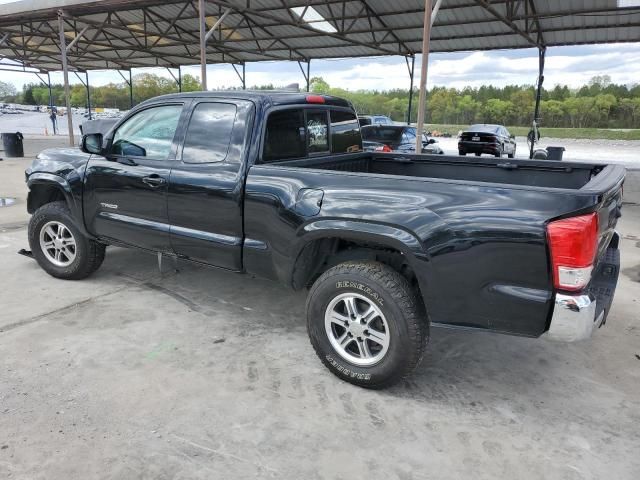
[24,91,624,388]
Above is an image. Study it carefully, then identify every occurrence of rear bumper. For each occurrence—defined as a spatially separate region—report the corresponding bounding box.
[546,234,620,342]
[458,141,500,154]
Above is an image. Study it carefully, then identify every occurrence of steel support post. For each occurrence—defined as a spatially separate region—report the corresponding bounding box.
[58,10,74,146]
[198,0,207,90]
[530,46,546,159]
[178,66,182,92]
[297,60,311,92]
[129,69,134,109]
[415,0,433,153]
[86,71,92,120]
[47,72,55,135]
[406,55,415,125]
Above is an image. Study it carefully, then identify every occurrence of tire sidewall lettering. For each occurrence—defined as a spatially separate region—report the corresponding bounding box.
[335,280,384,306]
[325,354,372,381]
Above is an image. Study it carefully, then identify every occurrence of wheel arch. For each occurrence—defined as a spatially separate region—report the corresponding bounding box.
[290,220,430,304]
[27,173,74,214]
[27,173,90,237]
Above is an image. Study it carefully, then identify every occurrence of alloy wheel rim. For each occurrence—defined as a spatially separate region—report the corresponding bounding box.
[39,221,77,267]
[324,292,390,366]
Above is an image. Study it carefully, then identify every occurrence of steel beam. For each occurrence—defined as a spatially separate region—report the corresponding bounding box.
[406,55,415,125]
[231,63,245,89]
[530,46,545,159]
[65,25,89,51]
[166,67,181,92]
[297,59,311,92]
[58,10,74,146]
[204,8,232,42]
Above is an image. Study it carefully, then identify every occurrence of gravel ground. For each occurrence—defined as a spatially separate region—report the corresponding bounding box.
[0,137,639,480]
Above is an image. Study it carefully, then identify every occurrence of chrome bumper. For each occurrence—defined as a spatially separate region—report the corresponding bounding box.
[546,293,605,342]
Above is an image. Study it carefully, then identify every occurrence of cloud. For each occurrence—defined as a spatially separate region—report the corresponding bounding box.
[2,44,640,92]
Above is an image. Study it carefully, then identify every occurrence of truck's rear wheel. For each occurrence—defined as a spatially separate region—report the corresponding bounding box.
[28,201,105,280]
[306,261,428,389]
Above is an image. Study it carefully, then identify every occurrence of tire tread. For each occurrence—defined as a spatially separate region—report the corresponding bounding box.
[307,260,429,389]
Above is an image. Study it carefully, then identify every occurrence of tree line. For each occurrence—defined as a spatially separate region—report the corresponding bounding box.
[310,74,640,129]
[2,73,640,129]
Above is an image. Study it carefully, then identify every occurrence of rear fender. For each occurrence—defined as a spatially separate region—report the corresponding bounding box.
[293,219,431,290]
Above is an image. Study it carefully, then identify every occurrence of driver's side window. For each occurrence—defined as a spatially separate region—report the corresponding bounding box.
[112,104,182,160]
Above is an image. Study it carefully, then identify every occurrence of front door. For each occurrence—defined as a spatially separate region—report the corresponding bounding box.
[168,100,253,270]
[83,103,184,252]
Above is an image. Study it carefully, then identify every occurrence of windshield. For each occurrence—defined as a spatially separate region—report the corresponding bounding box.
[361,127,403,142]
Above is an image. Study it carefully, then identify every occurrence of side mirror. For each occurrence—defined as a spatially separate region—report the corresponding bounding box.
[510,134,516,139]
[428,138,437,144]
[81,133,103,154]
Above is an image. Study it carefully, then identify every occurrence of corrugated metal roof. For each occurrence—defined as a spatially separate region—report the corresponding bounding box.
[0,0,639,72]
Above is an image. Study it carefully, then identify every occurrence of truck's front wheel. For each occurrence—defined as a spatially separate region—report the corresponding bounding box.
[28,201,106,280]
[306,261,428,389]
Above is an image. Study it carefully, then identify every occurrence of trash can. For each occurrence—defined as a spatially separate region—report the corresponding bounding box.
[546,146,565,161]
[1,132,24,157]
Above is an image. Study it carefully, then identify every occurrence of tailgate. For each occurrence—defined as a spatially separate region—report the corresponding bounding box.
[593,174,624,265]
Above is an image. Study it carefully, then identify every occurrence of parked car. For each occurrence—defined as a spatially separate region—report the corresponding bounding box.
[458,124,517,158]
[358,114,393,127]
[361,125,444,154]
[24,91,624,389]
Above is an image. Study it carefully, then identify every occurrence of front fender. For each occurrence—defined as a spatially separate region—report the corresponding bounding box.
[26,173,90,237]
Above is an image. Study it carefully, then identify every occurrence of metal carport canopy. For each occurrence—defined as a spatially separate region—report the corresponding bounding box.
[1,0,639,71]
[1,0,639,148]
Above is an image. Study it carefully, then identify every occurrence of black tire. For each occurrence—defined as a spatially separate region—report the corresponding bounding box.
[495,145,503,158]
[475,152,481,157]
[458,150,466,156]
[508,146,516,159]
[306,261,429,389]
[28,201,106,280]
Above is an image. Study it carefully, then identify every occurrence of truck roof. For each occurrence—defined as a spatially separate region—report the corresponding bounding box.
[142,90,352,108]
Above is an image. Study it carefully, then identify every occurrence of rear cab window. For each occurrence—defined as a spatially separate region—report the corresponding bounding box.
[262,107,362,163]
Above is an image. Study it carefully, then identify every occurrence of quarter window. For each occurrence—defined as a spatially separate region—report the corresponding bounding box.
[112,105,182,160]
[182,103,237,163]
[263,109,306,162]
[330,110,362,153]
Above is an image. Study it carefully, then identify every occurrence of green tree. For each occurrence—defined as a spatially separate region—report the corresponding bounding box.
[310,76,330,94]
[181,74,201,92]
[0,80,17,100]
[482,99,513,124]
[541,100,565,127]
[456,95,480,124]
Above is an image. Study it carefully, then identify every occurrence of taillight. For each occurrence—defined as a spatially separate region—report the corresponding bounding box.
[306,95,325,104]
[374,144,393,153]
[546,213,599,291]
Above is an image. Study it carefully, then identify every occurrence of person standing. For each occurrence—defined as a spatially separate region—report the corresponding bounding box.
[49,107,58,135]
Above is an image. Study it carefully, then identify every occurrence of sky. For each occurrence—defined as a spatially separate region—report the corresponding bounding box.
[1,0,639,92]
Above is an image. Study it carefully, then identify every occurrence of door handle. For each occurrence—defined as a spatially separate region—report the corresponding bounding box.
[142,175,166,187]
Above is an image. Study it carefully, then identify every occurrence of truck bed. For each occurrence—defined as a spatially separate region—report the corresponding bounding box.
[275,152,612,190]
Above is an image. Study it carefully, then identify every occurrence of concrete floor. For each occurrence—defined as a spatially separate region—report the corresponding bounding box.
[1,137,639,479]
